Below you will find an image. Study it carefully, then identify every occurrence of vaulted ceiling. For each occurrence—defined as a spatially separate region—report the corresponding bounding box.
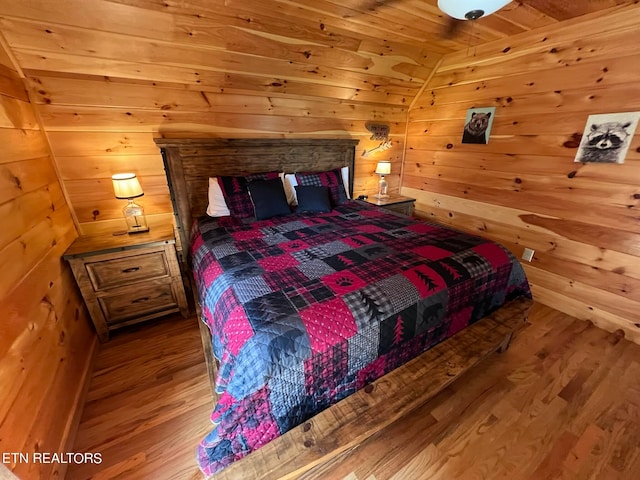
[0,0,634,107]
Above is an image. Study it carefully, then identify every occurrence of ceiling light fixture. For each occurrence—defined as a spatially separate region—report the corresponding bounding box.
[437,0,511,20]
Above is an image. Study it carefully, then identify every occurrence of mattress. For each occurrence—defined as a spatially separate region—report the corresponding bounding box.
[190,201,531,475]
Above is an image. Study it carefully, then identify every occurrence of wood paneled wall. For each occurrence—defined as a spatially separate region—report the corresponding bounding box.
[404,5,640,343]
[1,1,632,234]
[0,40,96,478]
[25,81,407,234]
[0,0,429,234]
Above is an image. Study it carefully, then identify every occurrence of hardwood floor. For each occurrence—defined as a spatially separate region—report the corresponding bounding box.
[66,314,211,480]
[67,303,640,479]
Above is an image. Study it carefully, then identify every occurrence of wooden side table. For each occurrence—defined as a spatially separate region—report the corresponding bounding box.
[360,193,416,216]
[63,225,189,341]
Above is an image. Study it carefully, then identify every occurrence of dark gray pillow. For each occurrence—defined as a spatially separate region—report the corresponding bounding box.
[295,186,331,213]
[247,178,291,220]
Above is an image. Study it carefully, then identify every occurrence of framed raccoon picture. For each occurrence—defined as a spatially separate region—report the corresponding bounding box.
[461,106,496,144]
[574,112,640,164]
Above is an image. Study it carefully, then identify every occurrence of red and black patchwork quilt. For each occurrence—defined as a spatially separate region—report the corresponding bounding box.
[191,201,531,475]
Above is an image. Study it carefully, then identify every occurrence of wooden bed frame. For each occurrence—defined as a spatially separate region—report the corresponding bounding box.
[155,137,533,479]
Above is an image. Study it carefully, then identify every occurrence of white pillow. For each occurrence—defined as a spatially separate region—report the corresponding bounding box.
[280,172,297,206]
[206,177,231,217]
[341,166,351,199]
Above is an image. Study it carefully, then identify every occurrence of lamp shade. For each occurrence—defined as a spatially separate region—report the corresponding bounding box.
[112,173,144,199]
[375,161,391,175]
[437,0,511,20]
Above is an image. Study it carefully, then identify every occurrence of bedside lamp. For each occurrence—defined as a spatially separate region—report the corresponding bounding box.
[112,173,149,234]
[374,161,391,199]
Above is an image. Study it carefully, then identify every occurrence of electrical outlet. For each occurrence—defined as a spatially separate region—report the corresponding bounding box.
[522,248,535,262]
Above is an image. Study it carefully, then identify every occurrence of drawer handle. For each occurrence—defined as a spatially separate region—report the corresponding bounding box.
[122,267,141,273]
[132,297,150,304]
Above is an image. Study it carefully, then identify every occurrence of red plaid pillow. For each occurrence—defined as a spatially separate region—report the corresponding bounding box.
[295,168,347,206]
[217,172,280,218]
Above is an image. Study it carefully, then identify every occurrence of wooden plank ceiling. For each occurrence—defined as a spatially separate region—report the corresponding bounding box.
[0,0,633,108]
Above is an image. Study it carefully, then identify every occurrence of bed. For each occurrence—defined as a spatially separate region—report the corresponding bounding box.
[155,138,533,478]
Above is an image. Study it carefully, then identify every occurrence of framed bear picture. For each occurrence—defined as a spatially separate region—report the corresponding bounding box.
[461,107,496,144]
[574,112,640,164]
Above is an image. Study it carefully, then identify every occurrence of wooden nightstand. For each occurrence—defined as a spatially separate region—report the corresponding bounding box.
[64,225,189,342]
[360,193,416,216]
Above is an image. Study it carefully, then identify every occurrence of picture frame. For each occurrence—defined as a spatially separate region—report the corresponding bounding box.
[574,111,640,164]
[461,107,496,144]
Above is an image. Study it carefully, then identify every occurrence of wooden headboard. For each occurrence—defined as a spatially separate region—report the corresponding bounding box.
[154,138,359,258]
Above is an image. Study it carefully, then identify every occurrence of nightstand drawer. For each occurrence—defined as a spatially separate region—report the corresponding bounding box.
[87,251,170,291]
[99,282,179,325]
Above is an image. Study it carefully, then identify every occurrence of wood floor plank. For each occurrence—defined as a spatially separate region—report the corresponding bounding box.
[67,303,640,480]
[66,315,211,480]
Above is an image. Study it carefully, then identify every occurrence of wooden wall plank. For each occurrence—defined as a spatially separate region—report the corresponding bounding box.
[280,0,479,44]
[1,280,95,479]
[530,284,640,345]
[492,2,558,30]
[0,127,49,163]
[413,71,640,115]
[1,215,75,356]
[0,64,28,101]
[0,18,424,93]
[0,92,39,128]
[408,110,640,138]
[402,163,640,219]
[0,45,95,479]
[405,8,640,343]
[528,250,640,305]
[404,187,640,281]
[38,105,406,135]
[47,131,160,156]
[0,0,442,61]
[406,135,640,163]
[26,75,408,121]
[439,5,640,73]
[56,154,165,180]
[0,181,65,251]
[69,194,172,223]
[0,207,73,299]
[21,58,410,106]
[524,265,639,322]
[76,19,384,76]
[0,156,58,204]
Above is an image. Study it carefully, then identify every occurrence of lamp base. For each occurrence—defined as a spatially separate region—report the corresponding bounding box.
[376,175,388,199]
[122,199,149,234]
[127,225,150,234]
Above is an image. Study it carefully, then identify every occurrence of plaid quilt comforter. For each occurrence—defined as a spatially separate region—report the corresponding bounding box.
[191,201,531,475]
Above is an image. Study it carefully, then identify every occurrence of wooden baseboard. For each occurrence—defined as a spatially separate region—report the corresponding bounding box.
[211,296,532,479]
